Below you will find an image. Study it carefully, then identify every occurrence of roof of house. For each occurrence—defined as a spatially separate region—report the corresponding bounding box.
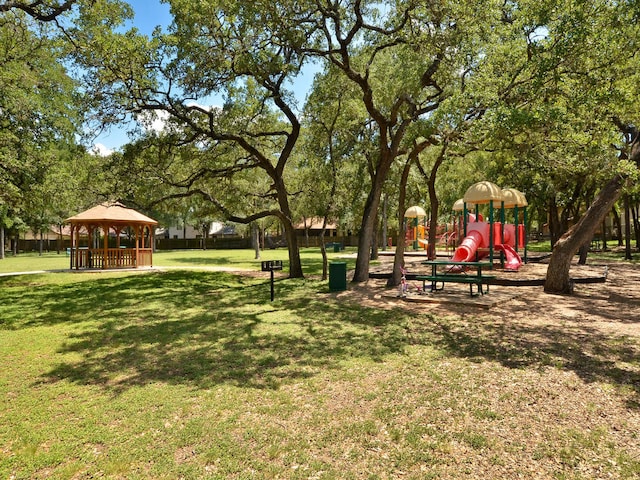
[294,217,337,230]
[65,202,158,225]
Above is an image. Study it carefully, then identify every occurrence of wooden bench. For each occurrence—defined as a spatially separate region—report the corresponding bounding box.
[415,274,497,297]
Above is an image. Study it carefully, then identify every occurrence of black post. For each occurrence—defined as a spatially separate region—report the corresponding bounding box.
[261,260,283,302]
[270,269,275,302]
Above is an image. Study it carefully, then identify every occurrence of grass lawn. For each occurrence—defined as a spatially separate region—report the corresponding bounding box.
[0,247,356,275]
[1,250,639,479]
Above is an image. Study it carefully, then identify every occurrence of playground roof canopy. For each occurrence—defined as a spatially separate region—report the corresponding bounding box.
[452,198,474,211]
[404,205,427,218]
[501,188,528,208]
[463,181,503,204]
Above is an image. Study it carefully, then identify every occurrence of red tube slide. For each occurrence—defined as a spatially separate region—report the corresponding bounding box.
[451,230,484,262]
[495,244,523,271]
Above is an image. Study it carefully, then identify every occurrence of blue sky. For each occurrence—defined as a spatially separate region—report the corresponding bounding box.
[91,0,171,154]
[92,0,318,155]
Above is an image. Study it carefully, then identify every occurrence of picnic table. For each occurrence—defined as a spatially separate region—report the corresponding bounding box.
[417,260,495,297]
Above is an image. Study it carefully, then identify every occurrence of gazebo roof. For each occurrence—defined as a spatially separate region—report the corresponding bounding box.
[66,202,158,225]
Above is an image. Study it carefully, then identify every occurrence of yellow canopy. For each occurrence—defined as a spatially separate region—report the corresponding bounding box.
[501,188,528,208]
[404,205,426,218]
[463,181,503,204]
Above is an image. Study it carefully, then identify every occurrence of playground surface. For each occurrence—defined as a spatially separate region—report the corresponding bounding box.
[343,254,640,340]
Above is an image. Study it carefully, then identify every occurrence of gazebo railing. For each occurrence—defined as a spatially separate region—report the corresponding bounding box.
[70,248,153,269]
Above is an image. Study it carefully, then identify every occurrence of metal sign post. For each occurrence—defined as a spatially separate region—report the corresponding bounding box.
[261,260,283,301]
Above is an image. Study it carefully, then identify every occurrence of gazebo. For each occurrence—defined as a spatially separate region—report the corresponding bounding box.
[65,202,158,270]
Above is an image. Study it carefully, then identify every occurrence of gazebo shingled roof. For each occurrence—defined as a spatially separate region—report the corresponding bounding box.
[65,202,158,225]
[66,202,158,270]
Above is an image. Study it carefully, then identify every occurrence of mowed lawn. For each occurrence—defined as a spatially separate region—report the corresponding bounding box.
[1,250,639,479]
[0,247,352,275]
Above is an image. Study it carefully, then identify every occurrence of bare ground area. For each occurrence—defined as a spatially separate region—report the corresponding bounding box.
[327,256,640,478]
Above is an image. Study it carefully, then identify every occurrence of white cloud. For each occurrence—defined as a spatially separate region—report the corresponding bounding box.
[137,104,223,135]
[91,143,114,157]
[148,110,170,133]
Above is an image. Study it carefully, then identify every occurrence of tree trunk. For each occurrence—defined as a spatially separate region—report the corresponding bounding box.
[57,224,63,254]
[624,194,632,260]
[381,194,388,251]
[387,157,413,287]
[548,196,562,246]
[319,216,331,281]
[282,218,303,278]
[353,191,381,282]
[252,222,260,260]
[257,175,304,279]
[0,225,4,260]
[612,206,623,245]
[633,203,640,250]
[545,174,627,293]
[370,213,379,261]
[578,240,589,265]
[425,143,446,260]
[352,155,393,283]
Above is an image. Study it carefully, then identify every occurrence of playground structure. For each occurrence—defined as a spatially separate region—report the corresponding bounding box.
[404,205,428,250]
[401,182,528,271]
[404,205,453,252]
[452,181,528,271]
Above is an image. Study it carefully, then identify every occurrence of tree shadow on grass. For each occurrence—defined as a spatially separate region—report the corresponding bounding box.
[14,271,409,394]
[413,313,640,410]
[8,270,638,408]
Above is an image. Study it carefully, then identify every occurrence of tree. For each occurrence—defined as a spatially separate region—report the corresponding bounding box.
[544,120,640,292]
[68,0,314,278]
[300,1,471,281]
[301,66,368,279]
[0,9,83,257]
[0,0,76,21]
[514,1,640,292]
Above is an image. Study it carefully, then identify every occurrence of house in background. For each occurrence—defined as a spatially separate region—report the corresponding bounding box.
[157,221,237,239]
[294,217,338,237]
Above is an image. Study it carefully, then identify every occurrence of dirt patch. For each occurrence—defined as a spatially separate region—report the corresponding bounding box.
[343,257,639,332]
[334,256,640,402]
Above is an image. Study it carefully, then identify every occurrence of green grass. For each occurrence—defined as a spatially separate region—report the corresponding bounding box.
[0,251,70,273]
[0,257,638,478]
[0,247,357,275]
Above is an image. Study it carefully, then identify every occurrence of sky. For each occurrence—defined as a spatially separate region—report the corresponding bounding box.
[91,0,318,156]
[91,0,172,155]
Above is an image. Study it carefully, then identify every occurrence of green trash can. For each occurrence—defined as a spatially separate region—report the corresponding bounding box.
[329,261,347,291]
[333,242,341,253]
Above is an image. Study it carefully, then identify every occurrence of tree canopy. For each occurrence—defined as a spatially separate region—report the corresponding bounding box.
[2,0,639,292]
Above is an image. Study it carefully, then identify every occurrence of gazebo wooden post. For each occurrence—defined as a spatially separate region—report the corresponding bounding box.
[150,226,155,266]
[103,223,109,269]
[135,225,140,267]
[69,224,74,269]
[74,224,80,270]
